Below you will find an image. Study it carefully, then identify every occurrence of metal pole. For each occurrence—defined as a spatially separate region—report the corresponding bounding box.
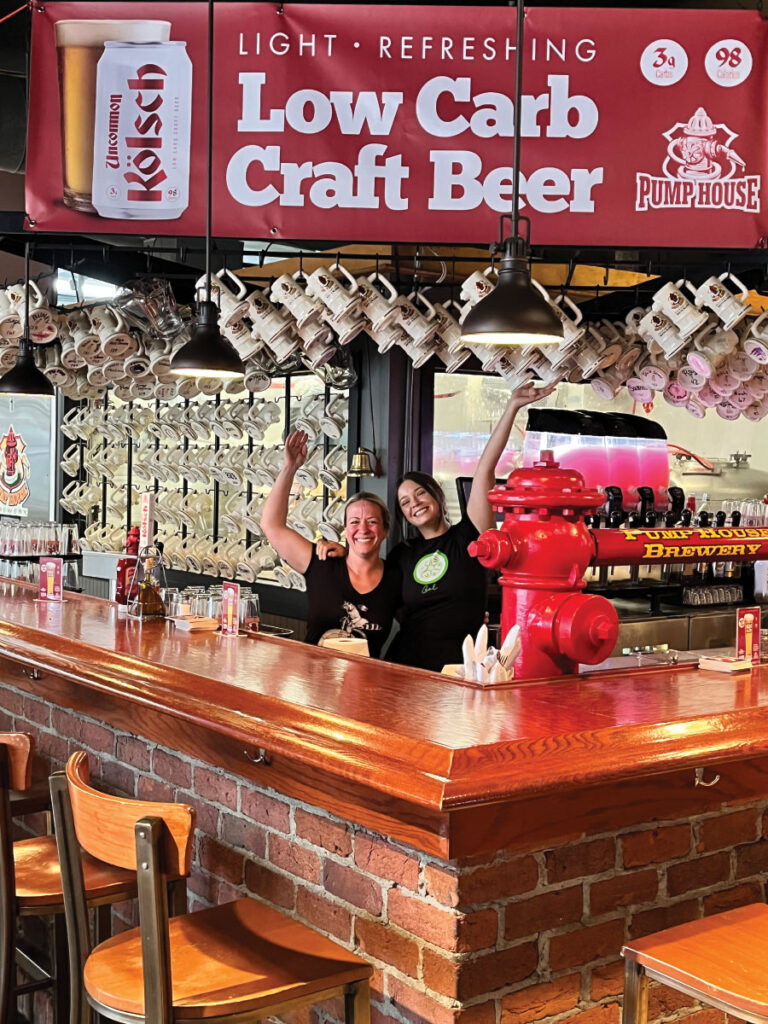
[205,0,214,304]
[511,0,525,250]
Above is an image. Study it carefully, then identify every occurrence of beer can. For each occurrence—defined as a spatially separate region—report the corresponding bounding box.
[92,41,192,220]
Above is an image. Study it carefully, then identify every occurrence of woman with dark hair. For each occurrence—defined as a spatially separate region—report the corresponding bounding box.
[261,430,400,657]
[385,382,555,670]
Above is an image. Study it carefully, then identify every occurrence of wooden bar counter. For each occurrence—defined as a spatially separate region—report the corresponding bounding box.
[2,580,767,1024]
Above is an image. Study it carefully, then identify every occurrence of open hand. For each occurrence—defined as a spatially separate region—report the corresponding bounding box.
[510,380,558,411]
[283,430,308,473]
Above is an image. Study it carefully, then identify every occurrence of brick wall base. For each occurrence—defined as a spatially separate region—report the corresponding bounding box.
[1,681,761,1024]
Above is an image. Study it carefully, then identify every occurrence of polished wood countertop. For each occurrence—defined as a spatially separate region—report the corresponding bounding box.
[2,582,768,856]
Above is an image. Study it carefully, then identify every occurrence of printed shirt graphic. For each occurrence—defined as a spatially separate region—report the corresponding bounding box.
[386,516,487,672]
[303,552,401,658]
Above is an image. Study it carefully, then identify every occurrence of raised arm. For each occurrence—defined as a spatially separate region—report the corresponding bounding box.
[466,382,557,532]
[260,430,313,574]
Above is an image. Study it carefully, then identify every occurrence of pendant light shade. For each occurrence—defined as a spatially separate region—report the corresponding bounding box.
[0,343,55,397]
[460,0,564,350]
[169,301,244,380]
[169,0,245,382]
[460,254,563,346]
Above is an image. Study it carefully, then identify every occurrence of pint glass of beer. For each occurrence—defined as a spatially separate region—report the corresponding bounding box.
[55,20,171,212]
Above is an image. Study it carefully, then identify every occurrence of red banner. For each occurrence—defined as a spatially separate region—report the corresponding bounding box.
[26,3,768,246]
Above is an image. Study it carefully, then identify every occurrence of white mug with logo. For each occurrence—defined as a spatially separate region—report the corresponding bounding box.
[270,273,325,330]
[0,288,22,341]
[652,279,709,339]
[688,272,751,330]
[459,266,497,308]
[357,272,401,332]
[196,269,250,328]
[685,323,738,377]
[306,264,363,319]
[638,310,688,359]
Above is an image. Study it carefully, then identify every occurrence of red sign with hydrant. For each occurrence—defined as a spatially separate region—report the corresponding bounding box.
[26,3,768,245]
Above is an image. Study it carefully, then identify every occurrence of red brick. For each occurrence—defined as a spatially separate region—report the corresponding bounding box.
[0,690,24,716]
[703,881,763,916]
[80,720,115,754]
[622,825,690,868]
[549,918,625,971]
[175,790,219,838]
[240,786,291,833]
[647,979,696,1019]
[355,835,419,891]
[324,861,383,916]
[459,855,539,904]
[35,730,69,765]
[735,840,768,878]
[590,961,624,1001]
[193,767,238,810]
[456,1002,496,1024]
[667,852,730,897]
[629,898,698,940]
[296,885,352,942]
[590,869,657,916]
[137,775,174,803]
[295,809,351,856]
[98,759,136,796]
[424,864,459,907]
[244,860,296,910]
[354,917,419,978]
[501,974,581,1024]
[697,810,758,852]
[116,735,151,771]
[198,836,244,886]
[22,696,50,727]
[152,749,191,789]
[505,885,583,941]
[187,872,240,907]
[388,977,457,1024]
[422,941,537,1000]
[269,833,321,884]
[573,1004,620,1024]
[679,1010,727,1024]
[546,839,615,883]
[51,708,79,737]
[220,812,267,858]
[387,888,495,951]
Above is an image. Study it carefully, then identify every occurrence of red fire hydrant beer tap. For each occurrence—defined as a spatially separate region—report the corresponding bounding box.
[468,453,619,680]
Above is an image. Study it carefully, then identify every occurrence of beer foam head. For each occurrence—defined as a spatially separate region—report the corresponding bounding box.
[55,20,171,47]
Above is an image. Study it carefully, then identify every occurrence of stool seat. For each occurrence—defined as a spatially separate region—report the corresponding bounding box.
[622,903,768,1023]
[14,836,137,910]
[84,897,372,1020]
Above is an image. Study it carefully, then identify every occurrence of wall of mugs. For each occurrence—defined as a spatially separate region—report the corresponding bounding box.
[61,377,349,590]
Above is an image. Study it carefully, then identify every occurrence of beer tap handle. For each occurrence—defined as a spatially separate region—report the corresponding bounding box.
[604,486,625,527]
[730,509,742,527]
[664,510,677,528]
[681,509,693,527]
[637,487,655,527]
[715,510,727,528]
[585,513,601,529]
[667,486,685,519]
[696,509,711,528]
[627,510,642,528]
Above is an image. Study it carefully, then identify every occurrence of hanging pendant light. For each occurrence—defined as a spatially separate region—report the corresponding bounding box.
[460,1,564,348]
[0,243,55,397]
[170,0,244,381]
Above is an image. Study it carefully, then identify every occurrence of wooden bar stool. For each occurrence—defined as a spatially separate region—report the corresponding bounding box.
[51,749,372,1024]
[0,732,139,1024]
[622,903,768,1024]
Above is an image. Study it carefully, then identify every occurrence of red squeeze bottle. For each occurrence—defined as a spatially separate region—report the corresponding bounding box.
[115,528,140,605]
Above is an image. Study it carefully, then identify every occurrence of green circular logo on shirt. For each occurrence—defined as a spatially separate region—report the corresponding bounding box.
[413,551,448,585]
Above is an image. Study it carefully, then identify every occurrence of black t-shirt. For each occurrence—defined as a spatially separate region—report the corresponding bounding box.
[303,552,401,658]
[385,516,487,672]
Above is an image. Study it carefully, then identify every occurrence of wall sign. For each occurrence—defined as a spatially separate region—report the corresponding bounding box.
[26,3,768,246]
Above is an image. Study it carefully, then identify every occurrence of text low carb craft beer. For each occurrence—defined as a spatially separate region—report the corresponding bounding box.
[54,19,171,213]
[92,41,193,219]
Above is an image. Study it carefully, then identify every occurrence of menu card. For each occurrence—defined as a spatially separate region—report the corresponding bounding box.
[221,581,240,636]
[139,492,155,550]
[38,558,63,602]
[736,606,761,665]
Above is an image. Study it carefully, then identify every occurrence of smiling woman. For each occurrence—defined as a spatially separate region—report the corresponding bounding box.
[260,430,401,657]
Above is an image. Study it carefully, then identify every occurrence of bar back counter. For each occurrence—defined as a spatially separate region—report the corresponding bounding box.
[2,580,767,1024]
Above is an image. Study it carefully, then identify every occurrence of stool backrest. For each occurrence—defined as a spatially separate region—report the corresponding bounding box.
[65,750,195,875]
[0,733,33,792]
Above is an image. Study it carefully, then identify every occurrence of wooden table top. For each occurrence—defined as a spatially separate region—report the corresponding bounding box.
[1,582,767,816]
